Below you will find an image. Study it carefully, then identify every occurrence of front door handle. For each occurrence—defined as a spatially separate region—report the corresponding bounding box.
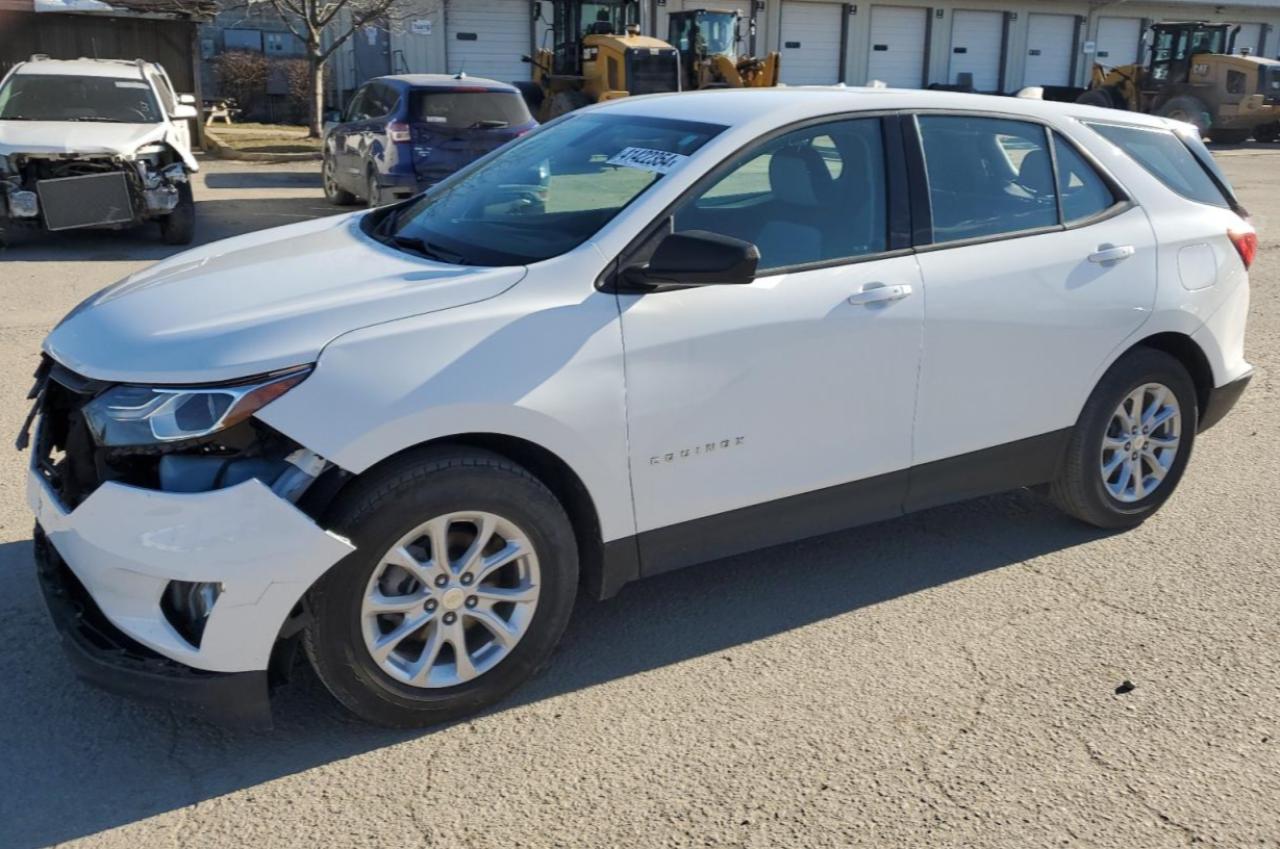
[848,283,913,306]
[1088,245,1135,264]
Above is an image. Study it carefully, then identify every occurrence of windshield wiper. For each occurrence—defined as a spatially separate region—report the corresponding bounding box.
[67,117,130,123]
[390,234,467,264]
[470,120,509,129]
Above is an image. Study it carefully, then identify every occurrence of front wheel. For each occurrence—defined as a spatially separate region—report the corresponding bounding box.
[1049,348,1197,529]
[304,447,579,728]
[1157,95,1212,139]
[157,182,195,245]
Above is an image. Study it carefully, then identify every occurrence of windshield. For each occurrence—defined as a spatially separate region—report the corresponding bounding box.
[698,12,738,56]
[0,74,162,123]
[409,90,533,129]
[379,113,724,266]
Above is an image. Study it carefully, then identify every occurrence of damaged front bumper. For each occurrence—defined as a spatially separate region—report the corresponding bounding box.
[24,362,355,727]
[1,152,188,232]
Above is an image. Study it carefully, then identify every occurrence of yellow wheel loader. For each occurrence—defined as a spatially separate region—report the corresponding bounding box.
[519,0,681,121]
[667,8,781,89]
[1076,21,1280,143]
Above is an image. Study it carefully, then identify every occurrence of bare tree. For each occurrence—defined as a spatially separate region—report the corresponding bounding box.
[237,0,424,136]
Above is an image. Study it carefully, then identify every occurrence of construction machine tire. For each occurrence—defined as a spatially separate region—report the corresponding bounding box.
[1253,122,1280,143]
[1208,127,1251,145]
[1157,95,1212,138]
[548,90,593,119]
[1075,88,1115,109]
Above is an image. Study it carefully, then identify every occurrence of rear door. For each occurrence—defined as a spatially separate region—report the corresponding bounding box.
[332,86,371,188]
[948,10,1005,91]
[907,114,1158,504]
[867,5,928,88]
[778,1,846,84]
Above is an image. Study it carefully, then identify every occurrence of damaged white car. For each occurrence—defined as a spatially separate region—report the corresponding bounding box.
[0,56,198,246]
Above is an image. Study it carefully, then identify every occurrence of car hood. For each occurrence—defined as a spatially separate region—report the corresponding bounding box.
[0,120,198,170]
[44,213,528,384]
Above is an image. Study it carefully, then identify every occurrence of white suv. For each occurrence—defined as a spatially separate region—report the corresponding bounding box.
[0,56,199,245]
[24,88,1253,728]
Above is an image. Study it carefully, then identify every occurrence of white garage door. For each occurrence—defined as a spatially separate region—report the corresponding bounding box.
[948,10,1004,91]
[867,5,928,88]
[1095,17,1142,68]
[779,1,845,85]
[1234,22,1264,56]
[1024,13,1075,87]
[446,0,530,82]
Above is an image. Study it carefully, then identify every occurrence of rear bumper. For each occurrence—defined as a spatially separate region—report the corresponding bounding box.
[1199,369,1253,433]
[35,528,273,730]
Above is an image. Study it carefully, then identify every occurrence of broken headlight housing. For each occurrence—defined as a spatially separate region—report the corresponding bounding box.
[82,367,311,447]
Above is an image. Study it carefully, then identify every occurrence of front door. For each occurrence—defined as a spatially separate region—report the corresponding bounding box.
[617,116,924,573]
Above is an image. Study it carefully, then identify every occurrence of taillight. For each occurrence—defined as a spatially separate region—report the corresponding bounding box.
[1228,228,1258,270]
[387,121,412,143]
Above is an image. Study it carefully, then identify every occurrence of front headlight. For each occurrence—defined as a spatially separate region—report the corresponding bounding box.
[82,366,311,446]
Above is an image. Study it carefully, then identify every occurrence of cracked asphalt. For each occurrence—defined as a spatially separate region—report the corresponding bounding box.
[0,151,1277,848]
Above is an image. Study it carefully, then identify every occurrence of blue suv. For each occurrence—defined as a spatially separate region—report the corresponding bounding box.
[323,74,537,207]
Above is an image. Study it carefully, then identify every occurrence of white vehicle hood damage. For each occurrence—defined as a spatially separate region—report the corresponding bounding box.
[0,120,199,171]
[44,213,528,384]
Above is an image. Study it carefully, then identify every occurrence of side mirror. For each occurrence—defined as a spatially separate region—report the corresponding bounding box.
[172,104,198,120]
[624,230,759,289]
[178,93,197,105]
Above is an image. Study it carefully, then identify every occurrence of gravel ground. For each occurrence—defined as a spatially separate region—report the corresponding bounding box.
[0,152,1277,849]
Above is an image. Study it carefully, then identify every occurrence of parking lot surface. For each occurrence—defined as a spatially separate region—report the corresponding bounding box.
[0,152,1277,848]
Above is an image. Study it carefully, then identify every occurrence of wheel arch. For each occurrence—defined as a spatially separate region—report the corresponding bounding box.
[1119,331,1214,422]
[309,432,617,600]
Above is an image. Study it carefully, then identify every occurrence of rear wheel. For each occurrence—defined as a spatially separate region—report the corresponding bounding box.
[304,447,579,728]
[323,153,356,205]
[1157,95,1212,138]
[1050,349,1197,529]
[1075,88,1115,109]
[157,182,195,245]
[1254,122,1280,144]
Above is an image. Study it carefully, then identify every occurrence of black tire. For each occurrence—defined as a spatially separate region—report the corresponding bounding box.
[1208,127,1251,145]
[1157,95,1211,138]
[322,152,356,205]
[1049,348,1198,529]
[158,182,195,245]
[1075,88,1114,109]
[1254,122,1280,144]
[303,447,579,728]
[365,168,382,208]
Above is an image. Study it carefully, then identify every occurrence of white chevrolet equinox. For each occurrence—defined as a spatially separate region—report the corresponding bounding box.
[25,88,1254,728]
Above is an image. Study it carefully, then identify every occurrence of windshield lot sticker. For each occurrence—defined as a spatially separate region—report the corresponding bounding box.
[606,147,688,174]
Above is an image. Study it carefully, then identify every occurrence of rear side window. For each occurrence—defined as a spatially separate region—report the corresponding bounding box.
[917,116,1059,242]
[1052,133,1120,224]
[1087,122,1230,208]
[408,91,533,129]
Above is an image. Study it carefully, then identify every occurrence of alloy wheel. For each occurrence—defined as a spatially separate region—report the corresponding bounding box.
[361,511,540,688]
[1100,382,1182,503]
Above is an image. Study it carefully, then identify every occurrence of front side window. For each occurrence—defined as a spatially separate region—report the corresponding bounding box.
[672,118,887,271]
[1087,122,1231,208]
[918,115,1058,243]
[0,74,162,123]
[384,114,723,265]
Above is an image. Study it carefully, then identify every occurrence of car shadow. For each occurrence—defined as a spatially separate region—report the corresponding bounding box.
[203,171,325,190]
[0,490,1113,848]
[0,196,342,262]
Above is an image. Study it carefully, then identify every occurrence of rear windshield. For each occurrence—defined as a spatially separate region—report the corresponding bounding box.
[0,74,162,123]
[408,90,533,129]
[1086,122,1233,209]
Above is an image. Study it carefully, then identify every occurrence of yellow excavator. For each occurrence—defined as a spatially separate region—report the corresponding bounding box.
[520,0,682,121]
[1076,21,1280,143]
[667,8,781,89]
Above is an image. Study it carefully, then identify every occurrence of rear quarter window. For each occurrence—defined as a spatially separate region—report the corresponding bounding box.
[1086,122,1232,209]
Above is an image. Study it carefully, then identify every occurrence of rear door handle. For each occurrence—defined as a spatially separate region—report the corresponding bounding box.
[848,283,913,306]
[1088,245,1135,264]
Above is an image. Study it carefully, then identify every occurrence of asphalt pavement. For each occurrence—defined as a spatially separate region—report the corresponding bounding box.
[0,152,1276,848]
